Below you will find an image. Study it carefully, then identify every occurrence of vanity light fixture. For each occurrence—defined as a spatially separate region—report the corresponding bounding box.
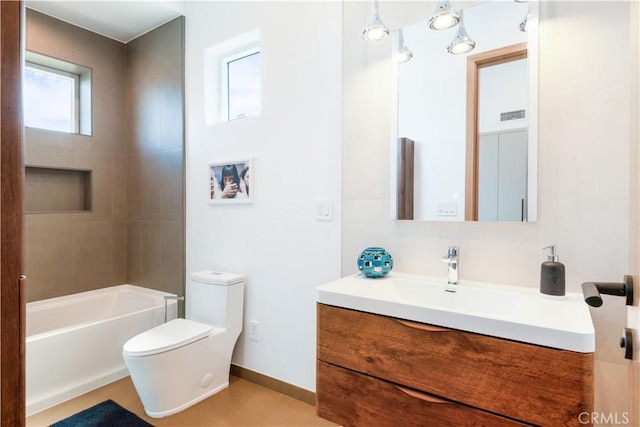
[361,0,389,42]
[447,11,475,54]
[396,29,413,63]
[428,0,460,31]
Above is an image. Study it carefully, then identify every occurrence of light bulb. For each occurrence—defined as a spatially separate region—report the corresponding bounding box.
[428,1,460,31]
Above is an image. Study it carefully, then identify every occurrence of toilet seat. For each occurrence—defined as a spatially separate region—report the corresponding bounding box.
[123,318,214,357]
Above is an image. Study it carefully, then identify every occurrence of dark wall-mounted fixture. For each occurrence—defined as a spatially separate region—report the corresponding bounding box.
[620,328,633,360]
[581,275,634,307]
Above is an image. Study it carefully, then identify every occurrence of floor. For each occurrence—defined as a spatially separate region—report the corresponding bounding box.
[26,376,337,427]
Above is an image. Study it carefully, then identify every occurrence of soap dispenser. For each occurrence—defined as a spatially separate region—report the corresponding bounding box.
[540,245,565,298]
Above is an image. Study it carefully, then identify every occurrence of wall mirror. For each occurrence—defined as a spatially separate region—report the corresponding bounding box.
[392,1,538,222]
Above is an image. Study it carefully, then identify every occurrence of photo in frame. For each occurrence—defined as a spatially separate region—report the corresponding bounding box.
[209,158,253,204]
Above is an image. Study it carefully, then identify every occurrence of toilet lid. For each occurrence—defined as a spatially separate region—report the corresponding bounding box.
[123,318,213,357]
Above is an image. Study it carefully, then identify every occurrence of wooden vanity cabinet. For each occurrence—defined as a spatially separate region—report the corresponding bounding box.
[316,303,594,427]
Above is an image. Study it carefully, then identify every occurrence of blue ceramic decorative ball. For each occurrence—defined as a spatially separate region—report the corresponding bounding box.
[357,247,393,278]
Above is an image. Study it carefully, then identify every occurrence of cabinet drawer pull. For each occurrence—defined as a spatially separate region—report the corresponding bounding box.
[395,319,450,332]
[395,385,451,404]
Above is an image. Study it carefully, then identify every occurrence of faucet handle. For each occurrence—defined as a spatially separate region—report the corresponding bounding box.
[446,246,459,258]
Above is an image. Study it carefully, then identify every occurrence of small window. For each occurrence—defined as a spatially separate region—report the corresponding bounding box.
[24,63,79,133]
[24,52,92,135]
[203,29,261,125]
[225,49,261,121]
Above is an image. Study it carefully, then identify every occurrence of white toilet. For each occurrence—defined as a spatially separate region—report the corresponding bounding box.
[122,271,244,418]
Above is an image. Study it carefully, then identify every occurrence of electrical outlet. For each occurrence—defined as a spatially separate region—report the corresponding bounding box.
[249,320,259,341]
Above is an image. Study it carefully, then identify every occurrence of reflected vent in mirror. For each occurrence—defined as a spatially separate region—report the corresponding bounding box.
[500,109,525,122]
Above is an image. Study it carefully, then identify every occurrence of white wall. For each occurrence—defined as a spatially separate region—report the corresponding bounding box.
[184,1,342,391]
[344,0,632,418]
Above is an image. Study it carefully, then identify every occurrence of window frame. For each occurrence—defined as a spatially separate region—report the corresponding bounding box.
[24,61,81,134]
[24,51,92,136]
[219,45,261,122]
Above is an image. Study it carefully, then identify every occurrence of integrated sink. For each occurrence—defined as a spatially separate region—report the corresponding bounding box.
[317,272,595,352]
[391,276,524,317]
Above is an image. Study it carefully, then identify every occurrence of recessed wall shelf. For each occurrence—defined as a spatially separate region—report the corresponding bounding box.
[25,166,92,213]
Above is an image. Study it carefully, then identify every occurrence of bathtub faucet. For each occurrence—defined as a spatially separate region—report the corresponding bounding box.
[164,295,185,323]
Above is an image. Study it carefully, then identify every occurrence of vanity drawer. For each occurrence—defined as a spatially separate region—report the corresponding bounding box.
[317,303,593,427]
[317,360,529,427]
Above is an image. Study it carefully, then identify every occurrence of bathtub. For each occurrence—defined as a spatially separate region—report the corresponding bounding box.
[26,285,178,416]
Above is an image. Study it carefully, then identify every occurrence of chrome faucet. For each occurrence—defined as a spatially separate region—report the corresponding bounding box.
[442,246,459,284]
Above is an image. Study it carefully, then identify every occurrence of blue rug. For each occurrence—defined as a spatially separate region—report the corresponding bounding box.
[50,399,153,427]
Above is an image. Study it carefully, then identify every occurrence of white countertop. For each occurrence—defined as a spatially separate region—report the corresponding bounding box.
[317,272,595,353]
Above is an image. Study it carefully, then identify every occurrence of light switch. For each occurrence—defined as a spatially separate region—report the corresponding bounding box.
[436,200,458,216]
[316,200,333,221]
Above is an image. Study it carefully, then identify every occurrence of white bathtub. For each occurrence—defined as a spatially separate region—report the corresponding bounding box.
[26,285,178,416]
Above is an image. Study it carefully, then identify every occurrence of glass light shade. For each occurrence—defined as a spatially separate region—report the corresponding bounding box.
[396,30,413,63]
[362,23,389,42]
[447,13,475,55]
[428,1,460,30]
[447,39,475,54]
[362,0,389,42]
[397,49,413,63]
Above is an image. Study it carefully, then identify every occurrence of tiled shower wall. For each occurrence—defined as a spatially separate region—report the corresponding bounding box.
[24,10,184,302]
[125,18,185,297]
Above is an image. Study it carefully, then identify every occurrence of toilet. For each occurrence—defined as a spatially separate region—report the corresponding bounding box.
[122,271,244,418]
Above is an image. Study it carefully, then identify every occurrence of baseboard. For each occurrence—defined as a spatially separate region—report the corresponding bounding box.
[230,364,316,406]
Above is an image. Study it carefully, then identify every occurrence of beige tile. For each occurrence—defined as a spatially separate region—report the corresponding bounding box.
[72,150,112,221]
[132,149,184,222]
[24,214,74,302]
[158,85,185,151]
[26,376,336,427]
[90,82,126,154]
[112,220,128,285]
[157,148,184,221]
[71,25,125,86]
[112,154,128,220]
[25,128,73,159]
[127,154,142,220]
[126,221,142,285]
[71,220,113,293]
[137,151,163,221]
[127,82,161,153]
[26,9,73,61]
[139,220,183,295]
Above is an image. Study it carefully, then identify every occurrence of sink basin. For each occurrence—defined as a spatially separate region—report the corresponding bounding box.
[317,272,595,352]
[391,277,524,317]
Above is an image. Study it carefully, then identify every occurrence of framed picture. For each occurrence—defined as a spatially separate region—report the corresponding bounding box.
[209,158,253,204]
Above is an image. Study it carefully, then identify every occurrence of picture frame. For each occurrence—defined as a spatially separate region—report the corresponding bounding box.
[209,158,253,204]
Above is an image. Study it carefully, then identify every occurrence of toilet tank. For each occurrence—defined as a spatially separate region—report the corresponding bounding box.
[187,271,244,331]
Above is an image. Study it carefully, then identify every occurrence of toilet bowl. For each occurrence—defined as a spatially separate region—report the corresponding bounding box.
[122,271,244,418]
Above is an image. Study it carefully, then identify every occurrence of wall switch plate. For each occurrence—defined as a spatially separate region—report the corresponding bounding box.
[316,200,333,221]
[249,320,259,341]
[436,200,458,216]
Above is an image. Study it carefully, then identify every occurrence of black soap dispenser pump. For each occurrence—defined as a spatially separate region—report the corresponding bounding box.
[540,245,565,298]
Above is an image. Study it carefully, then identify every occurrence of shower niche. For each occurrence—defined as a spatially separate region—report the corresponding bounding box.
[25,166,92,213]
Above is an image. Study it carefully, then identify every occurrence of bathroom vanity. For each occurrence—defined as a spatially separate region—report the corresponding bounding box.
[316,273,595,427]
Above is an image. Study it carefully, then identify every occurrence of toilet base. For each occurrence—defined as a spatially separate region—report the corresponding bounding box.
[144,381,229,418]
[124,324,239,419]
